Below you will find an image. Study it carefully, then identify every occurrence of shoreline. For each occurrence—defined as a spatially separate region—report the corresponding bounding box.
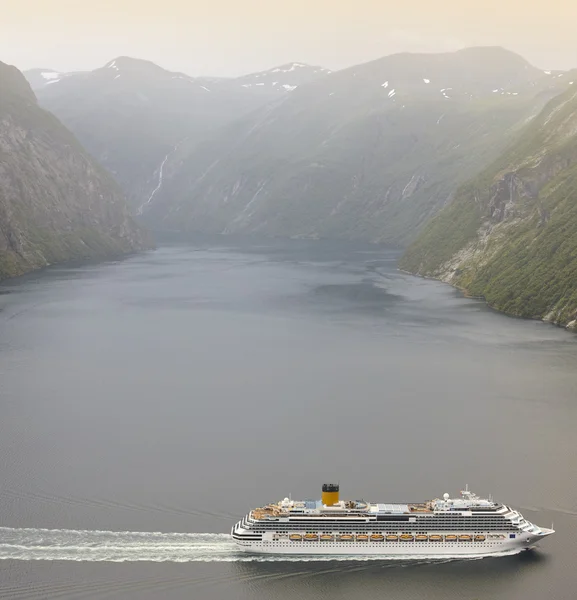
[397,267,577,335]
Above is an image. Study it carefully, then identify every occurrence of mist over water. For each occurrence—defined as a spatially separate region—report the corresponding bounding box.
[0,238,576,599]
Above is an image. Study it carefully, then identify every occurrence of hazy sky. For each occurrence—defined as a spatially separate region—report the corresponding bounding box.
[2,0,576,76]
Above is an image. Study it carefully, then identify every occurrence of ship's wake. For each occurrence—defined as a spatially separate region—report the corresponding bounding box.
[0,527,524,563]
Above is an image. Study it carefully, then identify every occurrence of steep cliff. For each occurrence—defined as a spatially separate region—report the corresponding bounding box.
[0,61,149,280]
[400,79,577,329]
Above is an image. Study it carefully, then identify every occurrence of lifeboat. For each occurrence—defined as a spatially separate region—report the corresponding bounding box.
[429,535,443,542]
[474,535,486,542]
[445,535,457,542]
[386,534,398,541]
[356,534,369,542]
[400,534,414,542]
[370,534,385,541]
[304,533,319,541]
[338,534,354,541]
[459,535,472,542]
[289,534,302,541]
[415,534,428,542]
[320,534,334,541]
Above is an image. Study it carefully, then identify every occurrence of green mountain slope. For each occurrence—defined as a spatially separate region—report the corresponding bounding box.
[0,61,149,280]
[400,79,577,329]
[145,47,571,245]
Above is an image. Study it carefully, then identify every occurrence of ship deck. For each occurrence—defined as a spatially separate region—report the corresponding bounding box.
[251,502,436,520]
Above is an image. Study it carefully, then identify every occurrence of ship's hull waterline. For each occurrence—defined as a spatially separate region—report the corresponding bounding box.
[233,537,541,556]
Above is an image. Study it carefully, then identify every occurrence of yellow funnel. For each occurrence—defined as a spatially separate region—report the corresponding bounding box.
[322,483,339,506]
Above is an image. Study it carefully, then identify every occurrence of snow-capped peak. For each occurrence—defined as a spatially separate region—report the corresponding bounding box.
[234,62,330,93]
[271,62,310,73]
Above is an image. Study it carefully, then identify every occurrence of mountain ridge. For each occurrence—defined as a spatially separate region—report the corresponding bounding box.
[25,57,330,209]
[143,47,572,245]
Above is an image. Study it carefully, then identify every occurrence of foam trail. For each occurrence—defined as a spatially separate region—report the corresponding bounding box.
[0,528,234,563]
[0,527,523,563]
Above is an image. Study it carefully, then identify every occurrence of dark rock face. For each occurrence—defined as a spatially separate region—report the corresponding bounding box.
[0,61,150,280]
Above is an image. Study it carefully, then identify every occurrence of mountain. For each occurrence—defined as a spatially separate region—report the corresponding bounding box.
[24,58,330,211]
[0,61,148,280]
[143,47,572,245]
[235,62,331,92]
[400,76,577,330]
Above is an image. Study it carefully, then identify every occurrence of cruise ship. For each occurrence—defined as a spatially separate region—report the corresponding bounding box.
[231,484,554,556]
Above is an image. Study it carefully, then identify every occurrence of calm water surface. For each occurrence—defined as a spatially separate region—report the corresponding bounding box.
[0,238,576,599]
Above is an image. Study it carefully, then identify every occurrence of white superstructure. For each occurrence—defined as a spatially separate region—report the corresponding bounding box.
[231,484,553,557]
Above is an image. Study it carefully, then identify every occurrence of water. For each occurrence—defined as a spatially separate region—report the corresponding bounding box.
[0,237,576,599]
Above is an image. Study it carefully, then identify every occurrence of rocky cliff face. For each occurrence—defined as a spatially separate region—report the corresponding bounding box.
[400,79,577,329]
[0,61,149,280]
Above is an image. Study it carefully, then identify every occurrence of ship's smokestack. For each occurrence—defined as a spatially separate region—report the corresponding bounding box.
[322,483,339,506]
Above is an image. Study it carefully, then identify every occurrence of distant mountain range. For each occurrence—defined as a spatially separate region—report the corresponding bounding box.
[141,47,572,245]
[400,73,577,330]
[24,58,331,211]
[0,61,149,280]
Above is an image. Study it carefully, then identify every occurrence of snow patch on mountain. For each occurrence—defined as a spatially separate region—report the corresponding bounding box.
[272,63,308,73]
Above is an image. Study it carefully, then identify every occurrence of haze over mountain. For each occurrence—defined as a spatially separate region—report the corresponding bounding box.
[4,1,577,76]
[0,61,148,280]
[25,58,330,211]
[143,47,572,245]
[401,74,577,330]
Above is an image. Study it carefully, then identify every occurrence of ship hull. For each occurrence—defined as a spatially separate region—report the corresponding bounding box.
[233,538,536,556]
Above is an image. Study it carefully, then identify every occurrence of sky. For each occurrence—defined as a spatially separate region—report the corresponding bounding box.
[1,0,576,76]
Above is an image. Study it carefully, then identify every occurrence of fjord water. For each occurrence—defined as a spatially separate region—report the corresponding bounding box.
[0,238,576,600]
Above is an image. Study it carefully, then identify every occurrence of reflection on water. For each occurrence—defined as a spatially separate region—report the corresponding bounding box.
[233,551,551,600]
